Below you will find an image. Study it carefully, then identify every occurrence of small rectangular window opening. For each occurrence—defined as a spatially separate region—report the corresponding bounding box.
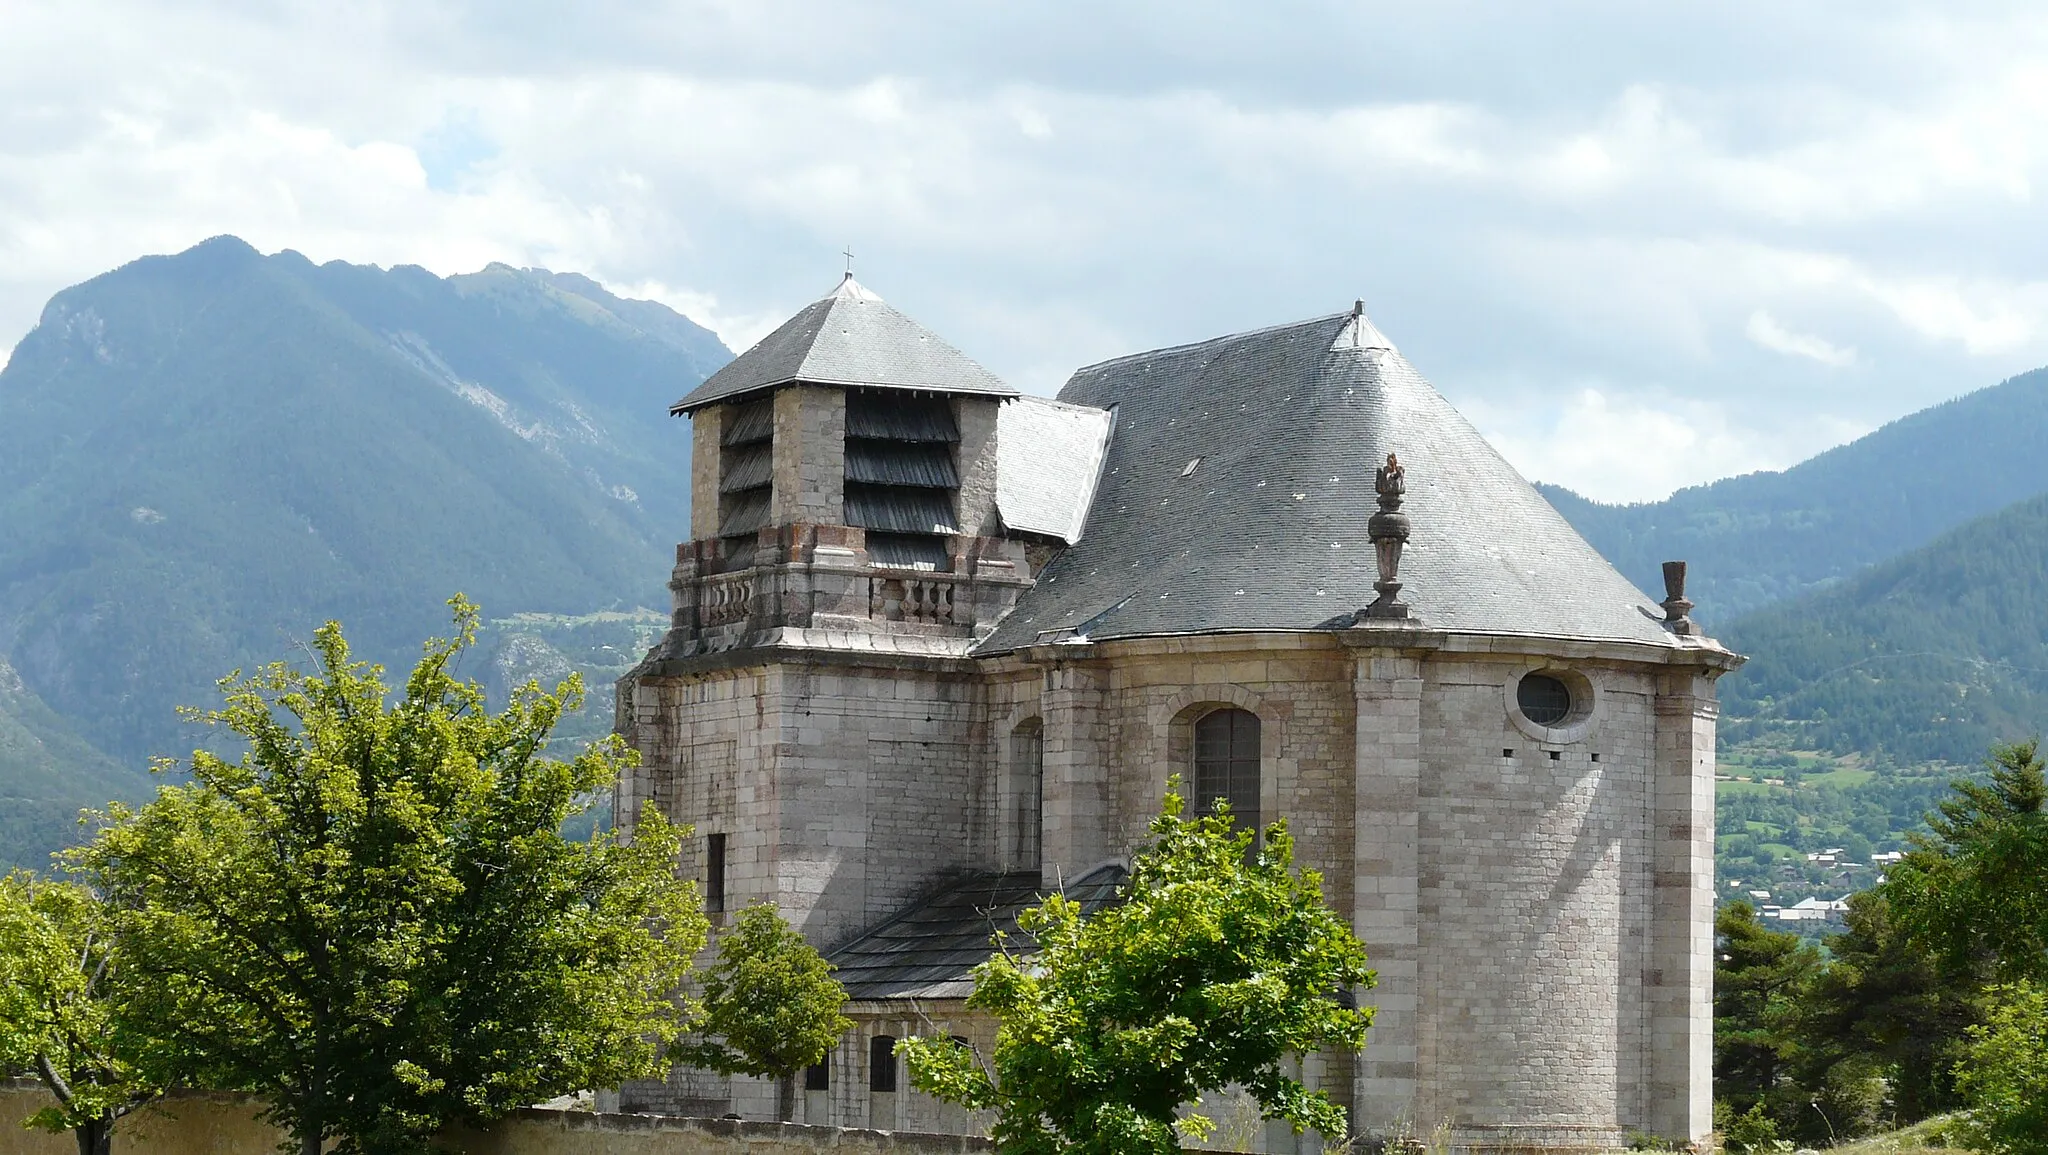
[1591,752,1602,763]
[804,1061,830,1091]
[870,1036,898,1092]
[1548,750,1562,761]
[1502,748,1515,759]
[706,833,727,914]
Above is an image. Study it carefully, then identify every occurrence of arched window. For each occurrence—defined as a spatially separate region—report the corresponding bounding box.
[1193,708,1260,831]
[1010,719,1043,872]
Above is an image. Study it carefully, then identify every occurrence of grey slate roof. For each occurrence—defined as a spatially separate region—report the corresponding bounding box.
[826,865,1128,1001]
[996,396,1116,543]
[979,309,1687,653]
[672,276,1018,413]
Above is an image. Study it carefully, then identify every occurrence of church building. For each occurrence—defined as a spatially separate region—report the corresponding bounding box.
[613,274,1742,1152]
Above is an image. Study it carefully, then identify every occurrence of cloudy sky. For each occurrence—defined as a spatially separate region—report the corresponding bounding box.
[6,1,2048,502]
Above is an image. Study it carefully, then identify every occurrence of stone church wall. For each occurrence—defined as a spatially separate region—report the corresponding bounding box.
[983,633,1712,1148]
[622,659,994,950]
[622,626,1720,1149]
[1412,656,1658,1143]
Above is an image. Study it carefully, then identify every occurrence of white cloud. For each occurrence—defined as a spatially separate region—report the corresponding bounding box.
[1848,270,2048,355]
[1467,386,1870,504]
[1746,311,1857,367]
[1011,106,1054,140]
[609,279,785,354]
[9,2,2048,500]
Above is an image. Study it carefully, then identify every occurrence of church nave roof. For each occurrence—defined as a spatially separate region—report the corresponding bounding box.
[979,307,1692,652]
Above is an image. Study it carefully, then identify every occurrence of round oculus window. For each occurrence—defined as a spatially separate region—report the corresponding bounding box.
[1517,674,1573,726]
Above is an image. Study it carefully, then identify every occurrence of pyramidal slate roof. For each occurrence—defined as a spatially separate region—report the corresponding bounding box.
[979,308,1693,653]
[671,275,1017,413]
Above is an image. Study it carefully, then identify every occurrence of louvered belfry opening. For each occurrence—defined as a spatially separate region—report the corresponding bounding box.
[844,390,960,571]
[717,397,774,550]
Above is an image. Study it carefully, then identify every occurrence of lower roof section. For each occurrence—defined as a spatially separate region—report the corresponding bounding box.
[826,864,1128,1001]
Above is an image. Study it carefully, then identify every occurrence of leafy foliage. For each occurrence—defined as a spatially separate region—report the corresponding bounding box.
[674,902,851,1118]
[1713,902,1823,1130]
[1714,1100,1786,1154]
[1714,745,2048,1143]
[901,780,1374,1155]
[1886,741,2048,981]
[1954,982,2048,1155]
[1789,891,1976,1126]
[1879,745,2048,1153]
[74,598,707,1155]
[0,873,153,1155]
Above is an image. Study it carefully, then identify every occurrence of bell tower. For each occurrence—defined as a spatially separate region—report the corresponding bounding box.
[667,274,1026,648]
[619,275,1038,962]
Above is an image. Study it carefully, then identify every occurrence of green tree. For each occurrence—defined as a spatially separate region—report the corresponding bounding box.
[1953,982,2048,1155]
[1790,890,1975,1129]
[1713,902,1822,1135]
[1714,1100,1782,1154]
[1839,832,1873,866]
[673,901,852,1121]
[1886,740,2048,981]
[901,780,1374,1155]
[76,598,707,1155]
[0,873,154,1155]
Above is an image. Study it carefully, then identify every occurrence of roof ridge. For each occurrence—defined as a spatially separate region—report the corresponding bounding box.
[1006,393,1110,415]
[1069,310,1353,378]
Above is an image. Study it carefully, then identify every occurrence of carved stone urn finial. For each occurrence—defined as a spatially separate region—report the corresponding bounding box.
[1365,452,1412,620]
[1661,560,1697,635]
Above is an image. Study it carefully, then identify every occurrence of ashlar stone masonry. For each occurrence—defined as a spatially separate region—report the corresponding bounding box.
[615,277,1742,1153]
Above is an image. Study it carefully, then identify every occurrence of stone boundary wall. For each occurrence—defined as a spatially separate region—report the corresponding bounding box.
[0,1080,992,1155]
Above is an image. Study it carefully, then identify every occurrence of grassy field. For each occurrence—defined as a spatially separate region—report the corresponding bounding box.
[1821,1113,1971,1154]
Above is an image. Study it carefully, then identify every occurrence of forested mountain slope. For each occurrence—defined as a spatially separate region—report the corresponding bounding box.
[0,237,725,866]
[1717,492,2048,765]
[0,655,136,869]
[1541,365,2048,624]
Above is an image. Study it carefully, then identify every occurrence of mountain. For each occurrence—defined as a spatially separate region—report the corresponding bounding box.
[1717,491,2048,766]
[0,236,726,866]
[0,655,138,870]
[1540,365,2048,624]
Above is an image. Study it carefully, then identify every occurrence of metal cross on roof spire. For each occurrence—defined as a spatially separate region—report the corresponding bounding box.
[843,246,855,278]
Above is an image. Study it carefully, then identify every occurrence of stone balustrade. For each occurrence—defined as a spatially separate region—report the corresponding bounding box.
[697,572,755,628]
[659,525,1032,651]
[872,574,957,625]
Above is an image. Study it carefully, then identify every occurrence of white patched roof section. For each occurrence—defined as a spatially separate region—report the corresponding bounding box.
[996,395,1115,545]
